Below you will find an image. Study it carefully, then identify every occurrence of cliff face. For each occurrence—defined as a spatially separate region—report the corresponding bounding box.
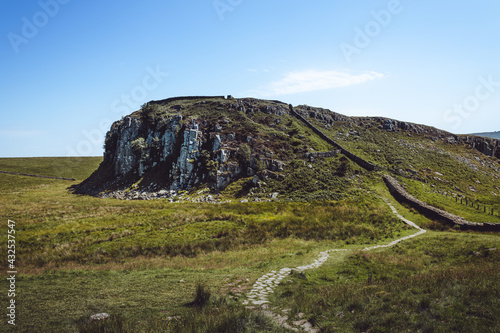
[73,97,288,198]
[460,135,500,159]
[105,114,203,188]
[76,115,235,197]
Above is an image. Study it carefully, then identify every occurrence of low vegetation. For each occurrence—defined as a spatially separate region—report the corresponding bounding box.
[1,171,405,270]
[0,110,499,333]
[272,232,500,332]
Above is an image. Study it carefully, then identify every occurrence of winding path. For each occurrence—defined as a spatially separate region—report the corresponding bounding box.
[243,198,426,332]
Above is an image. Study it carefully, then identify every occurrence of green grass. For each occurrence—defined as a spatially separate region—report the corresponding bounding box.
[1,175,407,269]
[401,176,500,223]
[16,267,291,332]
[0,157,406,332]
[0,156,102,180]
[271,231,500,333]
[0,156,499,332]
[305,114,500,224]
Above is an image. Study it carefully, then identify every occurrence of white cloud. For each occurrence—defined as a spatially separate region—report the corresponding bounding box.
[251,70,384,96]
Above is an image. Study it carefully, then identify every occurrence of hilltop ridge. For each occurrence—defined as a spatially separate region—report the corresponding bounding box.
[472,131,500,140]
[72,96,500,205]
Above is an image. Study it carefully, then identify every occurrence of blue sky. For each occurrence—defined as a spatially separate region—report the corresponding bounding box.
[1,0,500,157]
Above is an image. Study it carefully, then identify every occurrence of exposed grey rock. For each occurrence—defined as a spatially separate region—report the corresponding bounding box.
[219,149,229,163]
[89,313,110,321]
[213,134,222,151]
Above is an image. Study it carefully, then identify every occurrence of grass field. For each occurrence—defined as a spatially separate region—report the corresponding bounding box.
[0,157,498,332]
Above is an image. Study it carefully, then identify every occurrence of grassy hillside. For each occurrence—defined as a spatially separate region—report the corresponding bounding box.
[305,115,500,224]
[0,156,102,181]
[272,231,499,332]
[0,156,498,332]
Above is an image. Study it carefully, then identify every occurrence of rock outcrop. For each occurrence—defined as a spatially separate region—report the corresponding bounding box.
[72,96,499,199]
[460,135,500,159]
[72,97,290,198]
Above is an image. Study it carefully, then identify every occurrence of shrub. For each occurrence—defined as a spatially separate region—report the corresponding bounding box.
[141,103,163,125]
[237,144,252,167]
[130,138,147,153]
[191,283,211,309]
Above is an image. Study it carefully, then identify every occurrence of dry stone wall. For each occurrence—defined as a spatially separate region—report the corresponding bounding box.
[149,96,226,105]
[383,175,500,231]
[289,105,379,171]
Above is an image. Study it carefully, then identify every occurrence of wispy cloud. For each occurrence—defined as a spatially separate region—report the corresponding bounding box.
[251,70,384,96]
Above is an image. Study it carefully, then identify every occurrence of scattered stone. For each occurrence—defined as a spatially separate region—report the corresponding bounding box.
[89,313,110,321]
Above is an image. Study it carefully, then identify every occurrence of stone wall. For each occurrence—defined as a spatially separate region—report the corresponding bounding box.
[149,96,226,105]
[289,105,379,171]
[383,175,500,231]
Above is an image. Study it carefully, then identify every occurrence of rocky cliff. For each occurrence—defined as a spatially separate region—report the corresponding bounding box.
[73,96,500,200]
[73,96,291,199]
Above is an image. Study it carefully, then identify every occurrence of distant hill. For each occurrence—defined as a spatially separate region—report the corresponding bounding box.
[472,131,500,140]
[72,96,500,201]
